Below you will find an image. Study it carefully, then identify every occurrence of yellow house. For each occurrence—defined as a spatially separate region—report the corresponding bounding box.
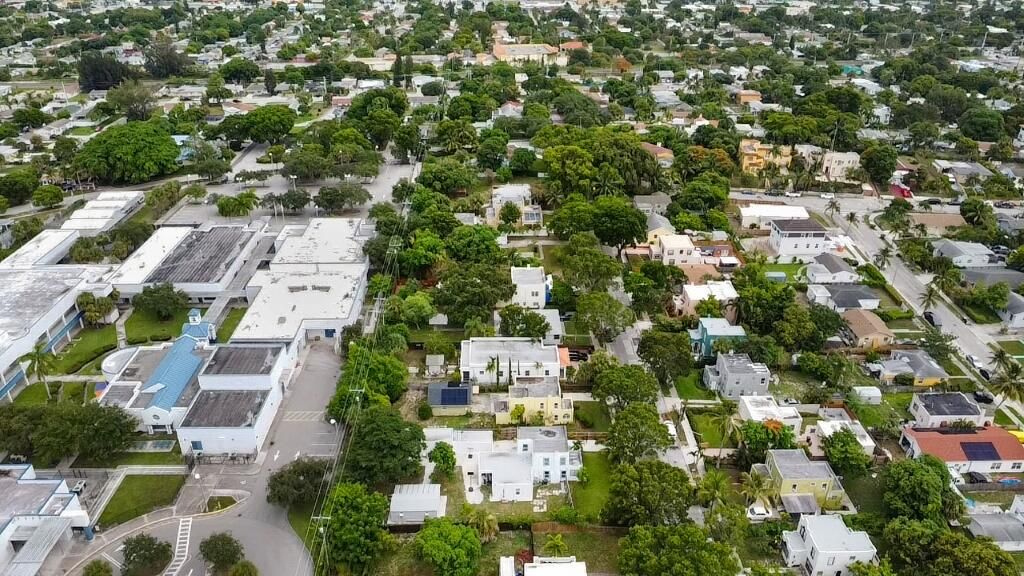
[494,380,574,425]
[757,449,845,509]
[739,139,792,174]
[736,89,762,106]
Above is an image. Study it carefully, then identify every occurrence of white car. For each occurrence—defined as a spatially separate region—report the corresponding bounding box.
[746,502,773,522]
[663,420,678,439]
[967,355,985,370]
[820,192,836,199]
[784,191,802,198]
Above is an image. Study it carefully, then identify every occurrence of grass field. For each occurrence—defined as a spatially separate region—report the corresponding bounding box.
[72,445,183,468]
[570,452,612,520]
[98,475,186,527]
[996,409,1017,427]
[961,302,1003,324]
[967,491,1017,509]
[377,531,532,576]
[562,319,592,347]
[689,412,736,448]
[217,307,247,342]
[13,383,52,405]
[573,401,611,432]
[126,309,191,344]
[52,325,117,374]
[844,472,885,515]
[998,340,1024,356]
[675,370,716,400]
[541,245,563,275]
[885,318,919,330]
[764,263,804,280]
[532,528,620,573]
[287,503,315,551]
[851,392,912,428]
[206,496,236,512]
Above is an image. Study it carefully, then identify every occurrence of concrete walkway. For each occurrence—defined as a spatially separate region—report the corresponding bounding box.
[115,308,132,348]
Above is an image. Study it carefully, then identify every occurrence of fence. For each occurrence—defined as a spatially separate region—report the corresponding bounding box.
[961,482,1024,493]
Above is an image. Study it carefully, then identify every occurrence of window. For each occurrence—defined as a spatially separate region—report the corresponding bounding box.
[525,370,531,376]
[792,484,798,492]
[810,547,816,559]
[1013,462,1023,470]
[515,489,520,496]
[991,463,1002,470]
[540,403,544,409]
[545,370,550,376]
[560,457,566,465]
[191,441,203,451]
[554,403,559,409]
[543,458,550,466]
[827,557,835,566]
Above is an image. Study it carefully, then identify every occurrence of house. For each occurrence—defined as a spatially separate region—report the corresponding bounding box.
[645,212,676,245]
[494,379,573,425]
[843,309,895,349]
[908,213,968,236]
[508,556,588,576]
[486,184,542,227]
[703,353,770,399]
[868,349,949,387]
[509,266,550,309]
[738,139,792,174]
[808,284,880,312]
[782,515,876,576]
[0,464,91,575]
[427,382,473,415]
[492,44,562,65]
[690,318,747,358]
[753,449,846,514]
[962,268,1024,292]
[738,395,802,430]
[932,239,998,268]
[805,254,858,284]
[655,234,701,267]
[736,89,762,106]
[770,219,828,261]
[388,484,446,525]
[1001,292,1024,330]
[459,337,566,386]
[739,204,809,229]
[633,192,671,215]
[909,392,988,428]
[816,419,876,455]
[640,142,674,168]
[968,509,1024,552]
[900,426,1024,475]
[675,281,739,321]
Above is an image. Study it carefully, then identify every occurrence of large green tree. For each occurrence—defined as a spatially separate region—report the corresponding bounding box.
[576,291,634,345]
[636,330,691,387]
[591,195,646,256]
[322,483,391,575]
[606,404,673,464]
[122,533,173,576]
[883,455,964,523]
[498,305,550,340]
[132,283,188,321]
[75,122,179,184]
[602,460,696,526]
[266,458,330,508]
[560,233,622,292]
[414,518,482,576]
[617,524,740,576]
[860,142,898,184]
[433,264,514,325]
[345,407,425,485]
[593,365,659,413]
[244,105,297,143]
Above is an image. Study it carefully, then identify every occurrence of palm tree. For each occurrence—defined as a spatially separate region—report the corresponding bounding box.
[920,284,941,311]
[931,268,962,295]
[913,223,928,238]
[825,199,840,220]
[542,534,570,556]
[874,247,892,271]
[991,348,1014,376]
[22,342,55,400]
[739,470,775,506]
[845,211,858,227]
[468,509,498,543]
[698,468,730,512]
[990,363,1024,412]
[708,401,739,455]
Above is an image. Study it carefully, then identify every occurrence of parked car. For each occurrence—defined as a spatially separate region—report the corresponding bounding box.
[785,191,802,198]
[980,368,992,381]
[923,311,941,327]
[663,420,678,439]
[965,471,990,484]
[766,190,783,197]
[974,390,995,404]
[746,502,773,522]
[820,192,836,199]
[995,201,1016,209]
[967,354,985,370]
[919,198,943,206]
[992,245,1010,255]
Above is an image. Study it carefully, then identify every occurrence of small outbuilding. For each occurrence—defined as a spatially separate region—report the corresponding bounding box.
[388,484,446,525]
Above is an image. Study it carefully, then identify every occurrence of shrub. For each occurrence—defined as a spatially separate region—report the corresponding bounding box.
[417,401,433,420]
[876,308,914,321]
[549,506,583,525]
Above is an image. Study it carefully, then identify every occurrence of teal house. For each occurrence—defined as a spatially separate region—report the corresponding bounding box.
[690,318,747,357]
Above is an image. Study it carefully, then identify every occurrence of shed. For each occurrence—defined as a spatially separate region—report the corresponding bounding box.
[388,484,446,525]
[765,271,788,283]
[425,355,445,377]
[852,386,882,405]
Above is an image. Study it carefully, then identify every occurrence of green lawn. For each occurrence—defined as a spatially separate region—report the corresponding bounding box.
[125,309,191,344]
[377,531,532,576]
[52,325,117,374]
[287,503,316,551]
[407,328,465,343]
[967,491,1017,509]
[206,496,236,512]
[996,409,1017,427]
[675,370,715,400]
[851,392,912,428]
[998,340,1024,356]
[844,472,885,515]
[885,318,919,330]
[217,307,247,342]
[939,357,967,377]
[532,529,621,574]
[573,401,611,432]
[68,125,96,136]
[98,475,186,527]
[563,319,593,347]
[571,452,612,520]
[961,302,1002,324]
[72,445,183,468]
[764,263,804,280]
[13,383,52,405]
[689,412,736,448]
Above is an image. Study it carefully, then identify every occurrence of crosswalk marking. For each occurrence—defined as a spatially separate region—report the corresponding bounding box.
[101,552,122,568]
[282,411,325,422]
[163,517,192,576]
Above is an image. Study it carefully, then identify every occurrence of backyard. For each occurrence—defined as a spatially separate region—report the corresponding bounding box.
[763,263,804,281]
[125,309,192,344]
[850,392,912,428]
[52,325,117,374]
[997,339,1024,359]
[675,370,716,400]
[72,443,183,468]
[570,452,612,520]
[442,468,568,522]
[13,382,96,406]
[688,411,736,448]
[97,474,186,527]
[562,319,592,347]
[844,471,885,515]
[572,401,611,432]
[960,302,1003,325]
[377,531,532,576]
[531,526,621,574]
[217,307,247,342]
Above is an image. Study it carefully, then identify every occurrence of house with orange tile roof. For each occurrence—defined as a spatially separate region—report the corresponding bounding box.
[899,426,1024,475]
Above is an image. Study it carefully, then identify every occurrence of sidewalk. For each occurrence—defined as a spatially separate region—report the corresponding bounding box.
[115,308,133,348]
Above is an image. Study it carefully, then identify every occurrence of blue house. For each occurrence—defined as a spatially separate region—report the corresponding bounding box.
[689,318,747,357]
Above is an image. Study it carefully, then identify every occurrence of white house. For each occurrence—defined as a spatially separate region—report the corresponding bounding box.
[909,392,988,428]
[808,284,880,312]
[770,219,829,262]
[817,419,876,456]
[509,266,550,309]
[0,464,91,575]
[486,184,542,227]
[739,204,810,229]
[804,253,859,284]
[459,337,566,385]
[1002,292,1024,330]
[675,281,739,321]
[388,484,446,525]
[900,426,1024,475]
[655,234,701,266]
[933,239,998,268]
[782,515,876,576]
[738,395,802,430]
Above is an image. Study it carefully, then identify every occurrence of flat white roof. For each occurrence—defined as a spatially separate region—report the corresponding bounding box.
[82,200,129,210]
[739,204,809,218]
[272,218,367,266]
[818,420,875,451]
[684,280,737,301]
[0,266,105,358]
[660,234,695,249]
[739,395,800,421]
[61,218,111,231]
[68,208,118,220]
[461,337,561,367]
[0,229,78,269]
[511,266,546,284]
[108,227,191,285]
[96,191,143,202]
[232,267,367,341]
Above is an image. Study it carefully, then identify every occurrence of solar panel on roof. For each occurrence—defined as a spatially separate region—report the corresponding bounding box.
[440,388,469,406]
[962,441,1000,461]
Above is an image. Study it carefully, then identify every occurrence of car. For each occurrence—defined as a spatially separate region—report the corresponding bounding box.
[965,471,990,484]
[746,502,773,522]
[782,397,799,405]
[980,368,992,381]
[741,189,756,195]
[919,198,943,206]
[992,245,1010,255]
[995,201,1016,209]
[785,191,802,198]
[967,354,985,370]
[974,390,995,404]
[663,420,678,439]
[766,190,783,197]
[923,311,941,327]
[820,192,836,199]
